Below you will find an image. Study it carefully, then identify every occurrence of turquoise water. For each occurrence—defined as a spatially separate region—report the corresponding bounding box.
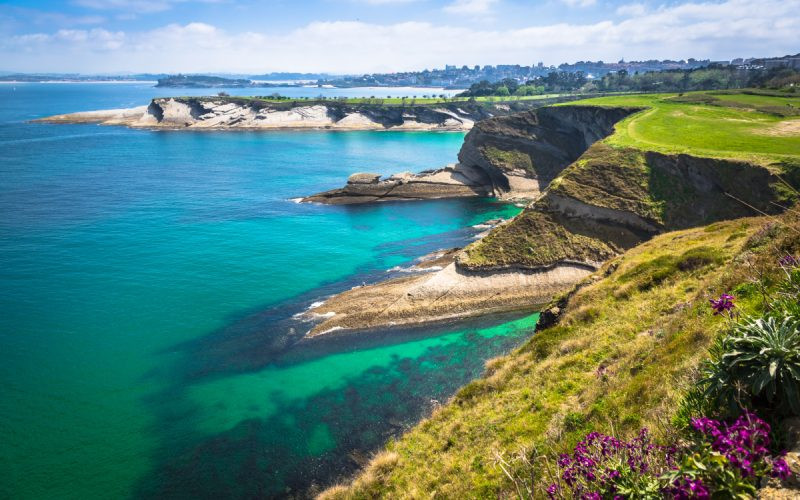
[0,83,536,498]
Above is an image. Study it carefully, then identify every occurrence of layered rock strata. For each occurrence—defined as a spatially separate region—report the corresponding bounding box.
[37,96,571,131]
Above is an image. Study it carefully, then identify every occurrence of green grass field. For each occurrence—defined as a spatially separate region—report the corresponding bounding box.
[564,91,800,165]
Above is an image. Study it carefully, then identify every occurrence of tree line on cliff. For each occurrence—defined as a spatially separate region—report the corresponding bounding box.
[458,64,800,97]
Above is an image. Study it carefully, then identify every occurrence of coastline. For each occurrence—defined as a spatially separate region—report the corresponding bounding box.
[34,95,577,132]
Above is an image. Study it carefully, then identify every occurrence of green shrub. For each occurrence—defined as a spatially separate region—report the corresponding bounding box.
[702,314,800,415]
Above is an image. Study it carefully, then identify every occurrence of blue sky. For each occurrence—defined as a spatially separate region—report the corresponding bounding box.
[0,0,797,73]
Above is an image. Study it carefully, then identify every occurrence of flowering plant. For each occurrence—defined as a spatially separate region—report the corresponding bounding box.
[545,411,791,499]
[709,293,735,316]
[663,410,790,498]
[779,255,799,268]
[546,428,676,499]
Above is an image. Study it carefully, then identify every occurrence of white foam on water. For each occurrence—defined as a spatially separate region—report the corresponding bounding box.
[317,326,344,335]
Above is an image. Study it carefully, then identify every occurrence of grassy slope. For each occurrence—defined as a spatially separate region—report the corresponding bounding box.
[562,91,800,165]
[323,213,800,499]
[457,209,619,270]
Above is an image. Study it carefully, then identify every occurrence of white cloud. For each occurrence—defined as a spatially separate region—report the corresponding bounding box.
[443,0,498,14]
[3,0,798,73]
[559,0,597,7]
[616,3,646,16]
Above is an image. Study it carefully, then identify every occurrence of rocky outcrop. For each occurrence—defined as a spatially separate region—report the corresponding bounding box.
[301,252,592,336]
[304,105,640,204]
[302,164,494,204]
[455,105,642,199]
[37,95,576,131]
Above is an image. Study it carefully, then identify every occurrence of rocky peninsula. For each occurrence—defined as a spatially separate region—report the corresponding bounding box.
[37,95,573,131]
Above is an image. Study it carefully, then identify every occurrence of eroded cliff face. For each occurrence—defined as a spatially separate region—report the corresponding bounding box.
[303,105,641,204]
[456,106,642,198]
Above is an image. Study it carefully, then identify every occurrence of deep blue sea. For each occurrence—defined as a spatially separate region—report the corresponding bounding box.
[0,83,537,498]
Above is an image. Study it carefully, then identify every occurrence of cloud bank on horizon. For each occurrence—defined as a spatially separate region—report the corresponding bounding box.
[0,0,797,73]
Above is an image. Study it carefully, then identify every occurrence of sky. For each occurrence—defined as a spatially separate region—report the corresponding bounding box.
[0,0,797,74]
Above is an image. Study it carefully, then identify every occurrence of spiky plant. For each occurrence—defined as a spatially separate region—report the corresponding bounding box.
[703,314,800,415]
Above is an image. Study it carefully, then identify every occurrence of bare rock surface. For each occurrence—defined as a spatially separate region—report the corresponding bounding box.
[302,163,494,204]
[301,252,593,336]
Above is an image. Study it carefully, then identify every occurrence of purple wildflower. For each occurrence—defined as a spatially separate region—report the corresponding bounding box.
[549,427,675,498]
[690,410,781,480]
[546,483,559,499]
[779,255,799,267]
[709,293,735,315]
[670,477,710,499]
[772,457,791,481]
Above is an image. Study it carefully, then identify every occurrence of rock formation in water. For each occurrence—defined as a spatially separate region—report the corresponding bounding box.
[301,165,493,204]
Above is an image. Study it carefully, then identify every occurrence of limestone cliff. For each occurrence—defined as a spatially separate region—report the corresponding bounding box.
[456,105,641,198]
[37,96,573,131]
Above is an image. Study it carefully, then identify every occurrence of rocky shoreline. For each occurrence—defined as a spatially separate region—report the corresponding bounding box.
[298,246,594,337]
[303,105,640,205]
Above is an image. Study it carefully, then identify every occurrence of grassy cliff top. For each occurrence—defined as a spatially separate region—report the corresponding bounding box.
[322,212,800,499]
[457,209,619,270]
[562,91,800,165]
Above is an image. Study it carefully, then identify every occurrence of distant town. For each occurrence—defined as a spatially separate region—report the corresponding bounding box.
[2,53,798,88]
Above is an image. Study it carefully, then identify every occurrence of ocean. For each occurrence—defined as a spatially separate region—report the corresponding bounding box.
[0,83,538,498]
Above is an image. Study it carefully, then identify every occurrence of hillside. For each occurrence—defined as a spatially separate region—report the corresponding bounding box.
[318,92,800,497]
[322,211,800,499]
[563,92,800,164]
